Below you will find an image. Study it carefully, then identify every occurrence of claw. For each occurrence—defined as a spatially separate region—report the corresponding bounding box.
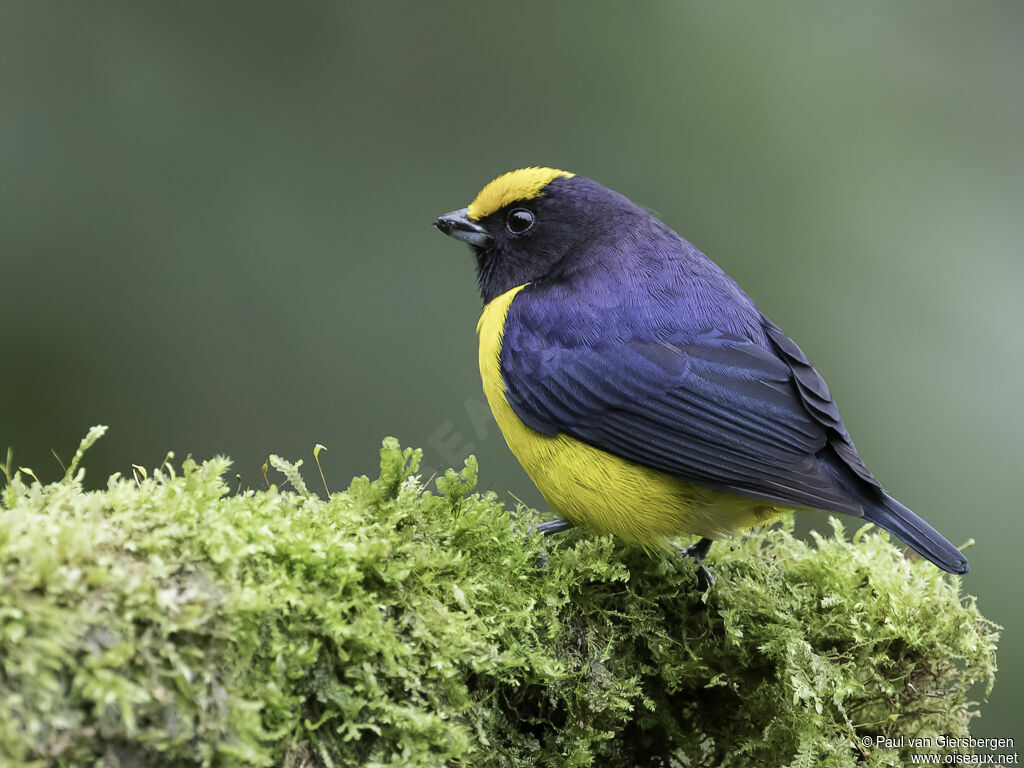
[535,551,549,572]
[695,564,716,591]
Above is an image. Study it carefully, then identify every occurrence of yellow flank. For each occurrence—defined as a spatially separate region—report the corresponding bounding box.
[467,167,575,221]
[477,284,786,549]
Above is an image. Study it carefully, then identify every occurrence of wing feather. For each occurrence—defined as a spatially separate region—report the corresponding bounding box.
[500,291,868,515]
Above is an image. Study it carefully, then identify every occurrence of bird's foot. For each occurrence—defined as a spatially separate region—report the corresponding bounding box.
[674,537,715,592]
[532,518,572,571]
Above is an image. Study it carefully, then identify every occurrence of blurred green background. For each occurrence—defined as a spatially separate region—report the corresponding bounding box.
[2,0,1021,747]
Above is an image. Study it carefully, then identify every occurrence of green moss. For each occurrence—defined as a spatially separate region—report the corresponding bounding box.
[0,429,998,767]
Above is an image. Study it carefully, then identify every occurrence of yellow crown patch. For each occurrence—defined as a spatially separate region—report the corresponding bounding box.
[467,167,574,221]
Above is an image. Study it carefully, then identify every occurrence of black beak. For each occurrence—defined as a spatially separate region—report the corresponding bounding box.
[434,207,492,247]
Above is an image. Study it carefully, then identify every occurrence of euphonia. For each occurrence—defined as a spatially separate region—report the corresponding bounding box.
[434,167,968,585]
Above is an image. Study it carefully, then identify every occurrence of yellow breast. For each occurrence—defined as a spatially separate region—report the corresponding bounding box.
[476,285,783,547]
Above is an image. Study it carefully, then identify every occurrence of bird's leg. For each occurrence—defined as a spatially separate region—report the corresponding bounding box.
[681,537,713,562]
[536,517,573,536]
[531,518,573,571]
[675,537,716,591]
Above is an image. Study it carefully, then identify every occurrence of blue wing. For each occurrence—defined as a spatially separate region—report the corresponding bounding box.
[500,284,879,516]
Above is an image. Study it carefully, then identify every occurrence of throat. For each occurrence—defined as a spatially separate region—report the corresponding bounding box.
[475,250,542,304]
[474,251,506,304]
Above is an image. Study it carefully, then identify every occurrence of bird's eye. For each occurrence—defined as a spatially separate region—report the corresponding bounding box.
[506,208,535,235]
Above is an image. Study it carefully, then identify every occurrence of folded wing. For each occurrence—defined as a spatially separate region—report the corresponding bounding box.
[500,295,872,516]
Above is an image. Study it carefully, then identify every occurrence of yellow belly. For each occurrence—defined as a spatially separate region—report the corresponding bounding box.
[477,285,785,548]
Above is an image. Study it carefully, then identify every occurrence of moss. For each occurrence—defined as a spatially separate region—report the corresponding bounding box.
[0,428,998,767]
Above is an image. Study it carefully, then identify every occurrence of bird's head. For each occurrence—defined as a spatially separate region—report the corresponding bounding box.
[434,167,658,303]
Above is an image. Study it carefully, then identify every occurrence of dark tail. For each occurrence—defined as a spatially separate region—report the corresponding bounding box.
[862,493,969,574]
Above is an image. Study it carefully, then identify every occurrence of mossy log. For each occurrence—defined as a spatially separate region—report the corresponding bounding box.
[0,428,998,767]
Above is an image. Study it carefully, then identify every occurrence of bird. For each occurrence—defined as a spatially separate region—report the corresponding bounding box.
[434,167,968,586]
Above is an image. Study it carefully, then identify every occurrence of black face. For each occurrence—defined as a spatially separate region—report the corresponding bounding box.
[466,176,644,303]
